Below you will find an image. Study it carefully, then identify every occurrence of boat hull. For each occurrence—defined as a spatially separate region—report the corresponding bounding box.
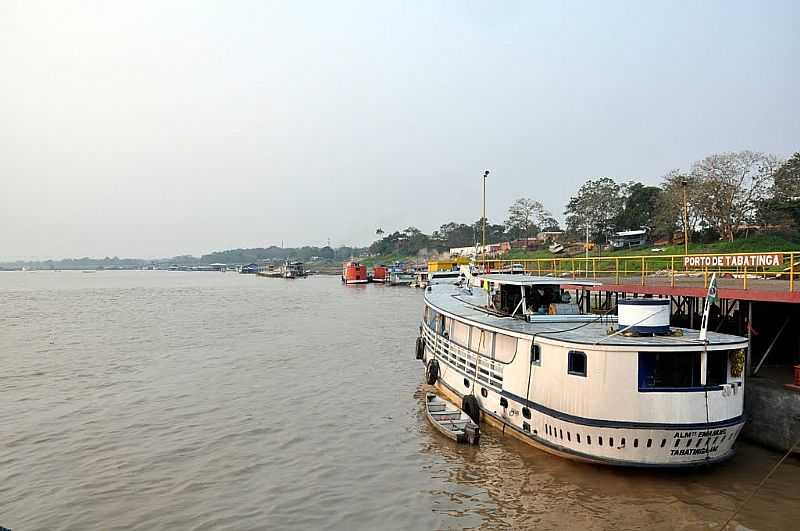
[421,326,744,468]
[432,376,737,467]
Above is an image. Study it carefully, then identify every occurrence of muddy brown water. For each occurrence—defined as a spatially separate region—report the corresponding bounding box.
[1,272,798,530]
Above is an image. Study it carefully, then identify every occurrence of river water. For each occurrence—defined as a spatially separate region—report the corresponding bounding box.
[1,271,798,531]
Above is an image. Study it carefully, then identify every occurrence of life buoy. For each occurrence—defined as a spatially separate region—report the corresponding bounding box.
[425,359,439,385]
[462,394,481,424]
[415,336,425,360]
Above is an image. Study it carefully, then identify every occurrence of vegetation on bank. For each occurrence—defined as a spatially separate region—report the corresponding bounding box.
[365,150,800,262]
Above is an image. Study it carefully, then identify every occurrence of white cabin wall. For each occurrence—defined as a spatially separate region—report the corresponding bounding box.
[526,343,733,425]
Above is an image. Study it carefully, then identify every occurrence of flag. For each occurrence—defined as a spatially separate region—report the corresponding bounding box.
[699,273,717,341]
[707,273,718,303]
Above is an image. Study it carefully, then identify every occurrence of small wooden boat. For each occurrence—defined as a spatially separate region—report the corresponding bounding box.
[425,393,480,444]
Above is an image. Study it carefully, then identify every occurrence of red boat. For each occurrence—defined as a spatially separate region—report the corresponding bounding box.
[372,265,388,283]
[342,261,368,284]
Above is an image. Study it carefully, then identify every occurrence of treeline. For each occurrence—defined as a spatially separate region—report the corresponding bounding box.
[199,245,365,264]
[369,150,800,256]
[2,246,368,269]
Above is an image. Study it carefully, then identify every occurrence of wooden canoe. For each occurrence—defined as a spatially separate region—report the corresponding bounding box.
[425,393,480,445]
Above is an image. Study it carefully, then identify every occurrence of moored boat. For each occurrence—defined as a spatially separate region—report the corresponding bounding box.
[372,265,388,283]
[418,273,748,467]
[342,261,368,284]
[283,261,307,278]
[425,393,480,444]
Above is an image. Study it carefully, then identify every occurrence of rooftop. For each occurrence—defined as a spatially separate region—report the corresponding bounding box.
[425,283,747,348]
[479,274,601,287]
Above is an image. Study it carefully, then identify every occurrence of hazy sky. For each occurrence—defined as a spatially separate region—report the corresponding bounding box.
[2,1,798,260]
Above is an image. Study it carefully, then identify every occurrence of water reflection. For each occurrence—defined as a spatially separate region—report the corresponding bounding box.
[416,385,799,530]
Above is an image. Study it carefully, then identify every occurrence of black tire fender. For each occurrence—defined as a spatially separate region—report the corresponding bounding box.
[425,359,439,385]
[462,394,481,424]
[415,336,425,360]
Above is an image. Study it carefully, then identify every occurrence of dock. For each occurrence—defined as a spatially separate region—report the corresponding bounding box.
[483,251,800,454]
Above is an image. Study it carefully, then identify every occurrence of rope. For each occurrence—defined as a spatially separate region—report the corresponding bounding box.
[718,434,800,530]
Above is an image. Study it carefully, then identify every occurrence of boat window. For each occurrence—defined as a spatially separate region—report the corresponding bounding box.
[494,334,517,363]
[438,315,448,336]
[452,321,471,346]
[609,437,613,447]
[531,344,541,366]
[661,439,666,448]
[576,434,581,443]
[522,407,531,419]
[706,350,729,386]
[481,388,488,398]
[634,439,639,448]
[567,351,587,377]
[638,352,702,390]
[427,308,438,329]
[598,436,603,446]
[470,329,494,357]
[463,378,470,388]
[500,397,508,408]
[587,435,591,445]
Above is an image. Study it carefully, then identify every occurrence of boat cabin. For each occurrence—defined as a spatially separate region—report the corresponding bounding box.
[479,274,599,318]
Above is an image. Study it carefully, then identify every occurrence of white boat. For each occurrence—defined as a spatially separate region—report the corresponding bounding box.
[417,274,747,467]
[548,243,564,254]
[283,261,307,278]
[388,271,415,286]
[425,393,480,444]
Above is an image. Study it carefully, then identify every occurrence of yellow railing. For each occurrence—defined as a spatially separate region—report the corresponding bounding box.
[478,251,798,292]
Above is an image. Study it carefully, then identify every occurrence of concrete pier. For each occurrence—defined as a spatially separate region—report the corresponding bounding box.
[743,377,800,454]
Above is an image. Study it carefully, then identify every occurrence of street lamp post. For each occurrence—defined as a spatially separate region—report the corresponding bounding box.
[482,170,490,268]
[681,179,689,255]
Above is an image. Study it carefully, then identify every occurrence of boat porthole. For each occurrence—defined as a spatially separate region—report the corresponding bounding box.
[609,437,614,447]
[576,433,581,443]
[567,432,571,442]
[500,397,508,408]
[647,439,652,448]
[621,437,626,447]
[559,429,563,439]
[587,435,591,445]
[463,378,470,388]
[522,407,531,419]
[634,439,639,448]
[598,436,603,446]
[481,388,488,398]
[661,439,666,448]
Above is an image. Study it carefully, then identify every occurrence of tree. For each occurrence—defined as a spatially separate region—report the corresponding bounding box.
[564,178,625,242]
[615,182,662,232]
[654,170,703,241]
[505,198,549,240]
[690,151,780,241]
[759,152,800,230]
[539,216,561,232]
[473,218,506,245]
[375,228,384,237]
[433,222,475,248]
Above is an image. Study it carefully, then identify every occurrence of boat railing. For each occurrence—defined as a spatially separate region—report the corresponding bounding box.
[422,323,504,391]
[478,250,800,292]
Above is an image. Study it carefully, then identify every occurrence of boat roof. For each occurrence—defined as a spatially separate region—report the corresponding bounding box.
[614,229,647,237]
[479,274,601,287]
[424,283,747,348]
